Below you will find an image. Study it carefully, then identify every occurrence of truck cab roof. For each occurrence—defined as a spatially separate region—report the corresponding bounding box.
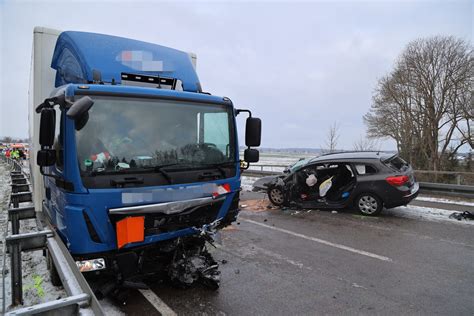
[51,31,201,92]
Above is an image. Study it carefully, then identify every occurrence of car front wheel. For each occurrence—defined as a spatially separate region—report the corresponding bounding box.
[268,187,285,206]
[356,193,383,215]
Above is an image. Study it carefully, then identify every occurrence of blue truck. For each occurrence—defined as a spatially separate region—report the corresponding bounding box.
[29,27,261,292]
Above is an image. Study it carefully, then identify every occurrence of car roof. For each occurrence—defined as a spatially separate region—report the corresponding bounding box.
[309,151,395,163]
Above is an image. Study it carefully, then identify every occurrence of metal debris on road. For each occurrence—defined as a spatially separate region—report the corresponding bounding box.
[449,211,474,221]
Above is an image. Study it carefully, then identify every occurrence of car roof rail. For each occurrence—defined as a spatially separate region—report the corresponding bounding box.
[318,150,383,157]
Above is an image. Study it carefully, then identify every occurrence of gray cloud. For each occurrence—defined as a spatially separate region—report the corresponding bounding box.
[1,0,472,150]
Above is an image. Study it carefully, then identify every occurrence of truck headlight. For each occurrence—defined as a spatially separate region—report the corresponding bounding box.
[75,258,106,272]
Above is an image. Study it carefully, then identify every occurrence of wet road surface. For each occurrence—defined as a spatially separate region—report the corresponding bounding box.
[113,194,474,315]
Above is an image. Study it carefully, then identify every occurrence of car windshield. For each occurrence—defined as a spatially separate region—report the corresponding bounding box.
[289,157,313,172]
[75,96,235,174]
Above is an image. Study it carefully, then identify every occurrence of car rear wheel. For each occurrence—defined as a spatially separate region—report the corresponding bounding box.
[356,193,382,216]
[268,187,285,206]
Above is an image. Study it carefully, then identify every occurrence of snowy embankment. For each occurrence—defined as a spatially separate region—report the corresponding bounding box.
[416,196,474,207]
[0,162,66,312]
[387,205,474,226]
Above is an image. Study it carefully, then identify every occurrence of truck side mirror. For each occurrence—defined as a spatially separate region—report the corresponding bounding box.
[37,149,56,166]
[39,108,56,147]
[245,117,261,147]
[67,96,94,130]
[244,148,259,163]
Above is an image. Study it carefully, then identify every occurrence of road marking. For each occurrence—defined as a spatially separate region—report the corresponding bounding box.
[242,219,393,262]
[138,289,177,316]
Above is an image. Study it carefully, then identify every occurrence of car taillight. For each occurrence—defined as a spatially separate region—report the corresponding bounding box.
[386,175,409,186]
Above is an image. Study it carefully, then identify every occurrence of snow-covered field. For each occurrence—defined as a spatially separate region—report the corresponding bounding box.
[241,152,307,191]
[247,152,312,172]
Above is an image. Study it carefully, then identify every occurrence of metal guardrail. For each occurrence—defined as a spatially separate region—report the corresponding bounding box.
[243,164,474,198]
[0,156,104,315]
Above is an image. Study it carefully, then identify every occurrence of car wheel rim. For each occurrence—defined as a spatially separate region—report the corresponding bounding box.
[358,195,378,214]
[270,189,284,204]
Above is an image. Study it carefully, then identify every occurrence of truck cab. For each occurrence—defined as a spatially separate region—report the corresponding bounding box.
[29,28,261,289]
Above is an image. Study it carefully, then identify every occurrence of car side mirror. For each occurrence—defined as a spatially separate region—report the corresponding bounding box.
[245,117,261,147]
[39,108,56,147]
[37,149,56,166]
[67,96,94,130]
[244,148,259,163]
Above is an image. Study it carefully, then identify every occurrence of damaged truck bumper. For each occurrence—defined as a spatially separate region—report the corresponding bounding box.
[70,191,240,290]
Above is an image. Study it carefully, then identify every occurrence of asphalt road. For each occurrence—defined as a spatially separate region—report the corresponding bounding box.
[114,194,474,316]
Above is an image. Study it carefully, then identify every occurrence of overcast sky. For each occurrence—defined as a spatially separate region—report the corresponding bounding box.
[0,0,472,150]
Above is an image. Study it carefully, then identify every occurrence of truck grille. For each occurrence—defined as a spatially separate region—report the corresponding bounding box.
[110,200,224,236]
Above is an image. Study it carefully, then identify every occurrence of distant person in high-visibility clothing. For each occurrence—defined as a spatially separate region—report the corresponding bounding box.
[11,149,20,160]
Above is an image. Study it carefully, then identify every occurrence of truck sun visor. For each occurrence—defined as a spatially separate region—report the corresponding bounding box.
[51,31,201,92]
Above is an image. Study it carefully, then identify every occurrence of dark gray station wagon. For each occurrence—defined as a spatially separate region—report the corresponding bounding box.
[266,152,419,215]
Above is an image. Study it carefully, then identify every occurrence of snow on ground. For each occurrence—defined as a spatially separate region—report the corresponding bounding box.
[1,162,12,311]
[416,195,474,207]
[0,161,124,315]
[0,162,67,313]
[387,204,474,225]
[241,176,257,192]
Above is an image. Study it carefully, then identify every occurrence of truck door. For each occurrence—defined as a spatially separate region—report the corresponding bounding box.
[44,107,66,228]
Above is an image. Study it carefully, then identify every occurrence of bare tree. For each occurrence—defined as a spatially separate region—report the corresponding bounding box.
[364,36,473,170]
[323,121,340,153]
[353,135,379,151]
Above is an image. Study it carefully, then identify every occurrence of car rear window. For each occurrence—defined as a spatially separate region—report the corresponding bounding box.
[355,164,377,175]
[383,155,409,171]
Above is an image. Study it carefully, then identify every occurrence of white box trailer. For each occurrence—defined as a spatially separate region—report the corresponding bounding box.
[28,27,61,211]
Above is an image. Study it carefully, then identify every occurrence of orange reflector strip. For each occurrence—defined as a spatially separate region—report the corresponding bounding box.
[116,216,145,249]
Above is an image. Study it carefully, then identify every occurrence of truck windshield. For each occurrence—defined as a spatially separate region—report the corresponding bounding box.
[75,96,235,174]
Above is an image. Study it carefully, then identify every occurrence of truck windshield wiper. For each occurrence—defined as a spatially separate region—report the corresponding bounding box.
[195,161,238,178]
[145,163,180,184]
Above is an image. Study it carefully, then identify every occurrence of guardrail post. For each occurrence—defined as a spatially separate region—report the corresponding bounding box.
[12,194,19,208]
[456,174,461,185]
[10,178,22,306]
[6,231,52,307]
[11,243,23,306]
[10,202,22,306]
